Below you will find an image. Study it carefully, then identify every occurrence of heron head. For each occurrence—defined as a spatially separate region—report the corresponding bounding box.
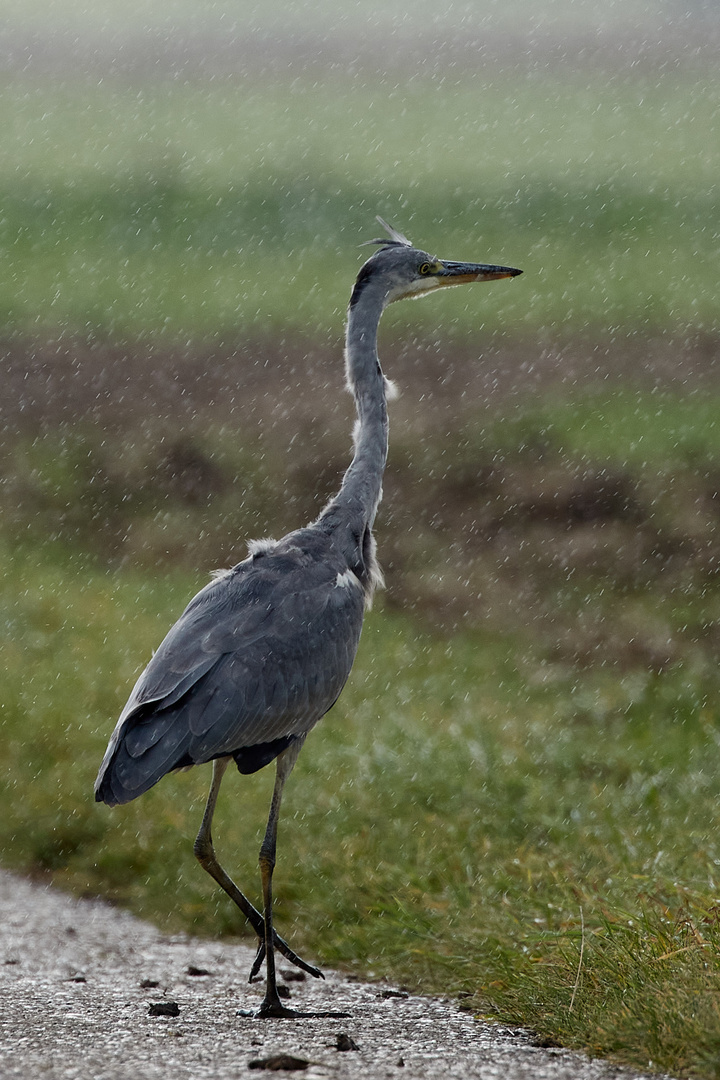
[350,217,522,310]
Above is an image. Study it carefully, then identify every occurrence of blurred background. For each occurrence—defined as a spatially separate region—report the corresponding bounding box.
[1,0,720,1071]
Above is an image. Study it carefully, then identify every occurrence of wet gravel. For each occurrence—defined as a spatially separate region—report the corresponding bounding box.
[0,870,672,1080]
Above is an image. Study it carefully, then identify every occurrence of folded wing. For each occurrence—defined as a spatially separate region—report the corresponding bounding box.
[95,534,365,806]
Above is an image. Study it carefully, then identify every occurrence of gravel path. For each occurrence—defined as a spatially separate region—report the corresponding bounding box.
[0,870,670,1080]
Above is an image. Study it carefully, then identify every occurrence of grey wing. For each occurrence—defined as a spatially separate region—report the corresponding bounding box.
[95,549,365,807]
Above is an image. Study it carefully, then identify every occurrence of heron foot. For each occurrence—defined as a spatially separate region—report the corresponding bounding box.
[237,1006,351,1020]
[257,997,303,1019]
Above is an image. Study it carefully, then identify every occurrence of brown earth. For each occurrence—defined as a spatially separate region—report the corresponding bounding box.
[1,330,719,669]
[2,330,719,439]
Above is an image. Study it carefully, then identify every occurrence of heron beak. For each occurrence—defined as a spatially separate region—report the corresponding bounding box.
[434,261,523,287]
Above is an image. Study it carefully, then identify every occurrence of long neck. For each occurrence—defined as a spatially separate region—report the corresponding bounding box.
[321,288,388,531]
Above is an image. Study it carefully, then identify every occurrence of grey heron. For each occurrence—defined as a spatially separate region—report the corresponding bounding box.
[95,219,522,1018]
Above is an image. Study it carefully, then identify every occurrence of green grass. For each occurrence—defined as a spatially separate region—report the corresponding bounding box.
[2,541,720,1076]
[2,383,720,1075]
[3,384,719,670]
[0,70,717,338]
[434,388,720,471]
[2,19,720,1073]
[509,390,720,468]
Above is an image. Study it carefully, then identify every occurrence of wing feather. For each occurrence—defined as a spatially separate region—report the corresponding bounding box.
[95,532,365,805]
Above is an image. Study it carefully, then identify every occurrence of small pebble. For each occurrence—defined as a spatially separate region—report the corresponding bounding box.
[336,1033,360,1052]
[247,1053,309,1071]
[148,1001,180,1017]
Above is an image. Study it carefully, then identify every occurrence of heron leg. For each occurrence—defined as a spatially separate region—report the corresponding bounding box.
[193,754,322,983]
[257,739,308,1018]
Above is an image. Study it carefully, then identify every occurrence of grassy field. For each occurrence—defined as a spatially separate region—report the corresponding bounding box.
[2,538,720,1077]
[1,14,720,1076]
[2,365,720,1075]
[0,69,717,339]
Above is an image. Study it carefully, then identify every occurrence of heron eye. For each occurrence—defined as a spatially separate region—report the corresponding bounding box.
[419,262,433,275]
